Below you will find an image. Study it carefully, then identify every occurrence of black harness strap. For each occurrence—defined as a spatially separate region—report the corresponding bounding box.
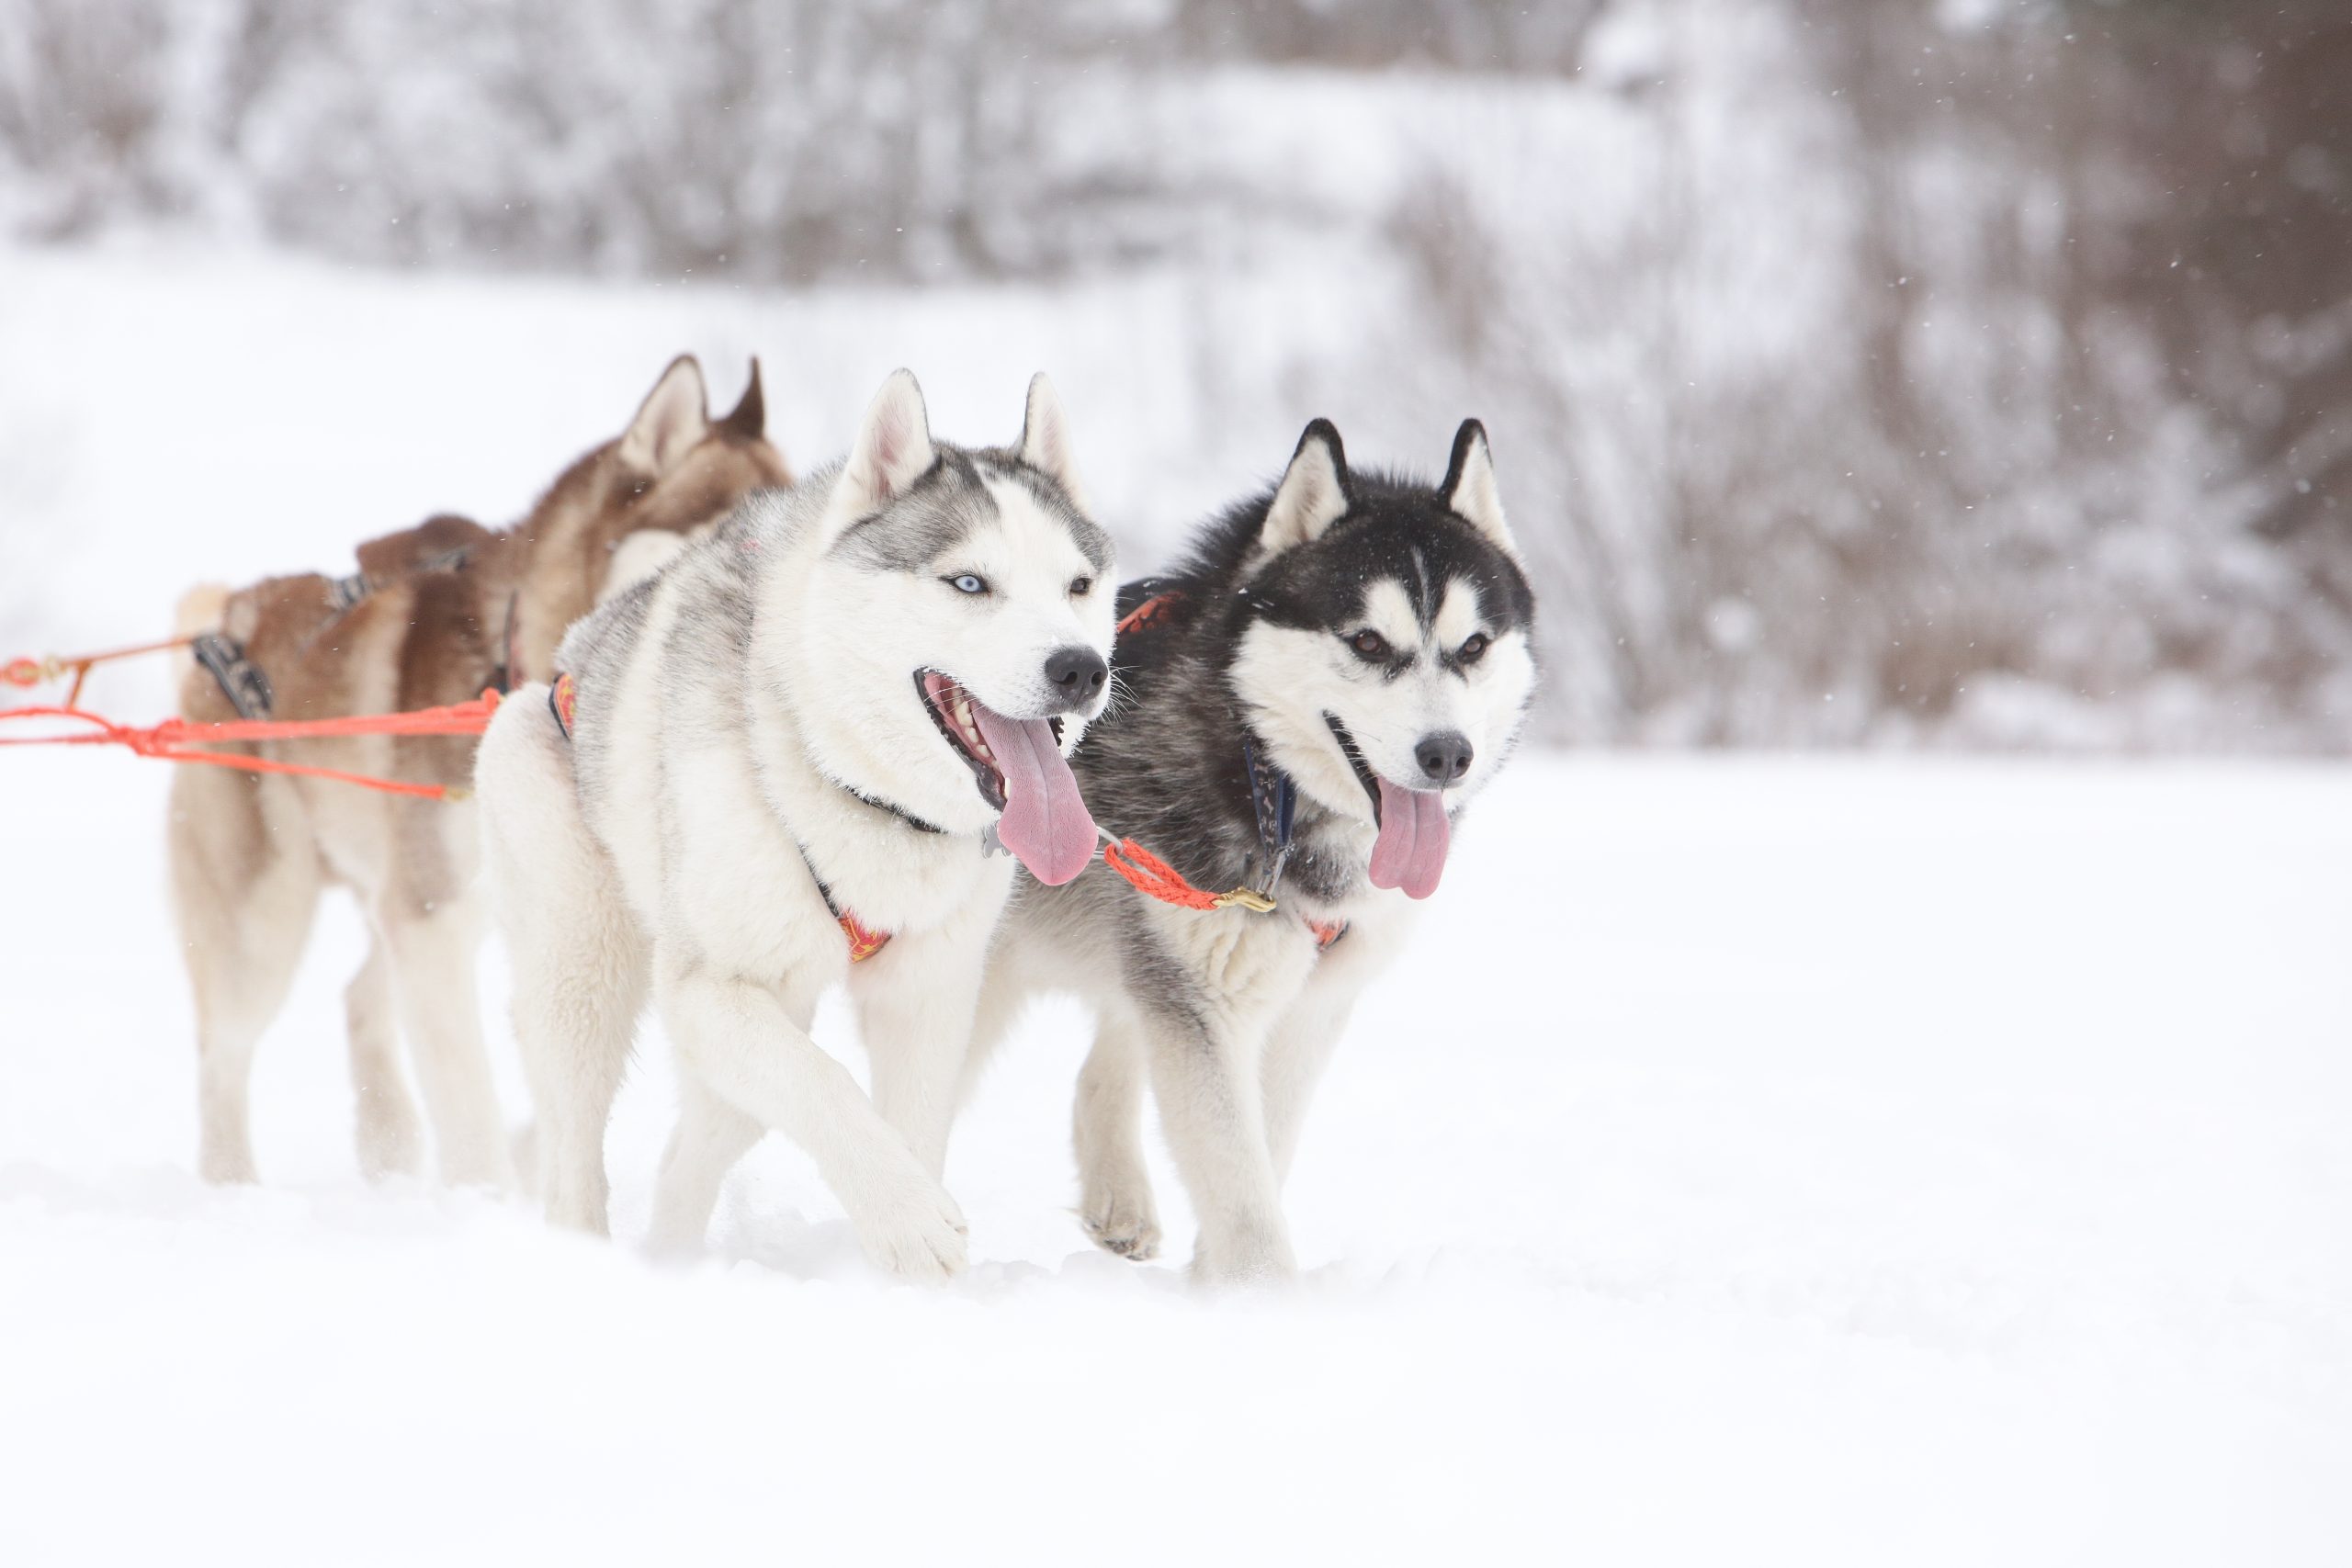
[840,783,944,837]
[190,631,274,719]
[487,590,520,696]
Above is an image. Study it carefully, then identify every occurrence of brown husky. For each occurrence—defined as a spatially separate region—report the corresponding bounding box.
[167,356,789,1187]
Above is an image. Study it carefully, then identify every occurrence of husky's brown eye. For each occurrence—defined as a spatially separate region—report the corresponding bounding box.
[1069,576,1092,596]
[1350,629,1390,660]
[1458,632,1490,664]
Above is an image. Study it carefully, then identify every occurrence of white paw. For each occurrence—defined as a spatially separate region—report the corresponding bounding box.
[1079,1179,1161,1262]
[544,1180,612,1238]
[850,1172,969,1281]
[355,1104,424,1182]
[435,1139,516,1193]
[198,1138,257,1186]
[507,1122,541,1198]
[1192,1223,1297,1288]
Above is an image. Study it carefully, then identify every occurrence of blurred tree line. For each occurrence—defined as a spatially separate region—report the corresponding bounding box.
[0,0,2343,748]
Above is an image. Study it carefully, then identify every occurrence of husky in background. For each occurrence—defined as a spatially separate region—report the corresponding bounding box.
[170,357,786,1189]
[477,370,1113,1279]
[971,418,1536,1282]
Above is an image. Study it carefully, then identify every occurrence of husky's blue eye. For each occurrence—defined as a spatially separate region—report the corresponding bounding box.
[1069,576,1092,596]
[946,573,988,595]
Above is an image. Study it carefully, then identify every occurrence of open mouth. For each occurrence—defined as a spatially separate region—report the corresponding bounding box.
[1324,710,1450,900]
[913,670,1095,886]
[922,670,1009,809]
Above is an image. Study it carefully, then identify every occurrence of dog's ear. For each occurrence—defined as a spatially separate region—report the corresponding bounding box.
[1441,419,1518,559]
[1016,372,1088,513]
[826,369,935,541]
[718,357,765,441]
[1260,419,1350,553]
[618,355,711,477]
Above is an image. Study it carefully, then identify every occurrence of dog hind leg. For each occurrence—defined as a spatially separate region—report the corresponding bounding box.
[478,690,646,1232]
[378,893,513,1189]
[168,766,319,1185]
[344,935,424,1179]
[1259,992,1357,1191]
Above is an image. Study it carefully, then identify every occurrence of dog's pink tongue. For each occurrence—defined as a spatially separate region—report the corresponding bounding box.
[969,702,1096,886]
[1368,778,1451,900]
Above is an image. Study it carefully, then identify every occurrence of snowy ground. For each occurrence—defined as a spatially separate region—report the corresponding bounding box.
[2,736,2346,1564]
[3,243,2348,1562]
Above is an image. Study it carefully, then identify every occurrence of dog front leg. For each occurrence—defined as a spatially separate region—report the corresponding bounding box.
[1073,1008,1161,1261]
[658,961,968,1280]
[851,894,1001,1180]
[1140,1004,1293,1284]
[644,1071,764,1257]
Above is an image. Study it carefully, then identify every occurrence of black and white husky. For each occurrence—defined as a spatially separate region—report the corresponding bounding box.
[971,419,1536,1282]
[476,371,1114,1279]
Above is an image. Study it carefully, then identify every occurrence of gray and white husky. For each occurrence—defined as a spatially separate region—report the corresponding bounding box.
[476,370,1114,1279]
[969,418,1536,1283]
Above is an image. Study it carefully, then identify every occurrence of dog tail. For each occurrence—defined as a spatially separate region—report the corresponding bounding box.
[171,581,232,683]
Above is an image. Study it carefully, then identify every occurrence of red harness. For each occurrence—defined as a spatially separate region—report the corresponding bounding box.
[1114,589,1189,638]
[548,671,893,964]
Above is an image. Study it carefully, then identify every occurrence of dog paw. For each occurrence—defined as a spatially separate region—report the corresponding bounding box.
[506,1122,541,1198]
[1080,1186,1161,1262]
[435,1142,516,1193]
[198,1140,257,1186]
[1191,1223,1297,1288]
[355,1108,425,1183]
[852,1175,969,1281]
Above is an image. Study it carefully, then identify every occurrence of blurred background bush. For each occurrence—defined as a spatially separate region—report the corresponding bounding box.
[2,0,2345,750]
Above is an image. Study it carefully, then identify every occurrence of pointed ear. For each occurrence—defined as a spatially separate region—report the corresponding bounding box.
[717,357,764,440]
[1260,419,1350,553]
[1442,419,1518,558]
[617,355,710,477]
[1016,371,1087,512]
[830,368,935,533]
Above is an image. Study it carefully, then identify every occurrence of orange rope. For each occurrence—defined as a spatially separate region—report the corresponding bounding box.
[0,691,503,802]
[4,635,195,706]
[1101,836,1223,910]
[1100,834,1278,914]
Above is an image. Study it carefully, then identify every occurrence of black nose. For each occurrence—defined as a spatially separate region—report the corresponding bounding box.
[1416,730,1474,785]
[1044,646,1108,711]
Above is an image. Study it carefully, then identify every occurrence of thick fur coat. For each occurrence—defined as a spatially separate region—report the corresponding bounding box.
[476,371,1114,1277]
[169,357,786,1186]
[972,418,1537,1281]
